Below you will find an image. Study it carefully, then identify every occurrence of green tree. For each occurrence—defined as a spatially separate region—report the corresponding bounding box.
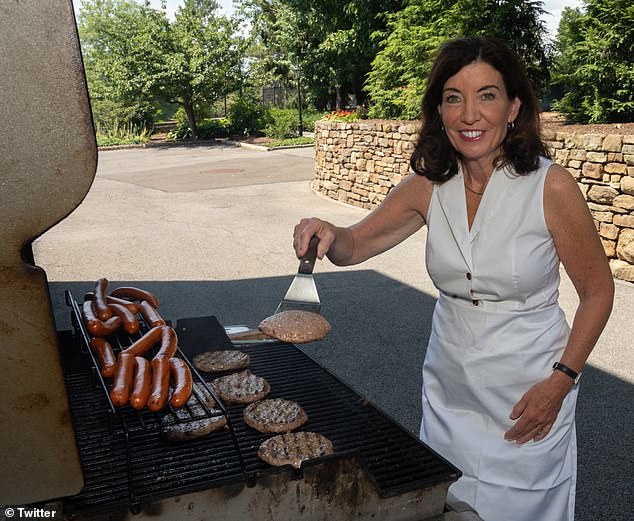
[552,0,634,123]
[79,0,244,138]
[365,0,551,120]
[242,0,403,110]
[162,0,245,138]
[78,0,170,130]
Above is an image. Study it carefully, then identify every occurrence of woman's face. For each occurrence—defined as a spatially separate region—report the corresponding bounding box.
[438,61,521,170]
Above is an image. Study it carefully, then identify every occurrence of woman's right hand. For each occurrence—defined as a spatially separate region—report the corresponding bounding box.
[293,217,338,260]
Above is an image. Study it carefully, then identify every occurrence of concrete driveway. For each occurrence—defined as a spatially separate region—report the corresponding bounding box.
[34,142,633,521]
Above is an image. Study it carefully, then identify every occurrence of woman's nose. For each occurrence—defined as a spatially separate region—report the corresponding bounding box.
[461,98,480,124]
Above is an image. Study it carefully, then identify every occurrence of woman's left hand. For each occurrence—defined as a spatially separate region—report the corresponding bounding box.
[504,371,574,443]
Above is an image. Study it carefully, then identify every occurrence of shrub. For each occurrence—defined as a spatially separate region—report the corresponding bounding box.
[167,118,231,140]
[229,96,271,136]
[264,108,299,139]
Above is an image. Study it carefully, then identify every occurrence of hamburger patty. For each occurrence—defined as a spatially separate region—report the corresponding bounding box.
[257,432,334,469]
[160,382,227,441]
[211,370,270,405]
[243,399,308,434]
[258,310,331,344]
[193,350,250,373]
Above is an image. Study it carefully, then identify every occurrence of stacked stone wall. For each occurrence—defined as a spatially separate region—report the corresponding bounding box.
[313,119,634,282]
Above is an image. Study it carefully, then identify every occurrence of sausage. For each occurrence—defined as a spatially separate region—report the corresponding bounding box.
[129,357,151,410]
[108,302,140,335]
[147,356,170,412]
[110,286,160,309]
[122,326,163,357]
[155,326,178,358]
[93,278,113,321]
[88,337,117,378]
[138,300,166,328]
[84,292,139,314]
[82,301,122,338]
[110,353,135,407]
[169,357,193,408]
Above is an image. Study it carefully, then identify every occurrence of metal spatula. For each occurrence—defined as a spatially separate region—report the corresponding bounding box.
[227,236,320,344]
[274,235,321,314]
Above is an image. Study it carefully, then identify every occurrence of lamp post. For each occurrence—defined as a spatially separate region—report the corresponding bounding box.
[292,65,303,137]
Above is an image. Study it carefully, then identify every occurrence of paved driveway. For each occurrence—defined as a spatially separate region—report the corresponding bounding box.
[35,143,633,521]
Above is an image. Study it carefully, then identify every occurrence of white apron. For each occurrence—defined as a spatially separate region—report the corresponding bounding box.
[420,159,578,521]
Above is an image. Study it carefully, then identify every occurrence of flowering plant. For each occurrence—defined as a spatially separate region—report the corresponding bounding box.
[323,110,361,122]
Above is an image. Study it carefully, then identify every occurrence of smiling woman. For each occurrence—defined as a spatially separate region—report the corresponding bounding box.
[292,36,614,521]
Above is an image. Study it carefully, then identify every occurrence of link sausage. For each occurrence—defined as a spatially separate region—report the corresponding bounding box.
[122,326,163,357]
[82,301,122,338]
[155,326,178,358]
[89,337,116,378]
[129,357,151,410]
[84,292,139,314]
[147,356,170,412]
[93,278,113,321]
[169,357,193,408]
[138,300,166,328]
[108,303,140,335]
[110,353,135,407]
[110,286,160,309]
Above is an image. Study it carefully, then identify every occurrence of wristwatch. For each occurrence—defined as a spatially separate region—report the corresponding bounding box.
[552,362,582,384]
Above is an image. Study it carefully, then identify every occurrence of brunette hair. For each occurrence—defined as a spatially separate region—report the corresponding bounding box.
[409,36,550,183]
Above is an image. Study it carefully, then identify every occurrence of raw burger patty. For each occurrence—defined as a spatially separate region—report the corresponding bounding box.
[243,398,308,434]
[258,432,334,469]
[193,350,250,372]
[160,382,227,441]
[258,310,331,344]
[211,370,270,404]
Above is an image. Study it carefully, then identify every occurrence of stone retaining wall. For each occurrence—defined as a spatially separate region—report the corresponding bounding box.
[313,120,634,282]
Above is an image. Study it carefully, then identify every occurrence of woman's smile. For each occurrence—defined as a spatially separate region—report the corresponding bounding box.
[439,61,521,170]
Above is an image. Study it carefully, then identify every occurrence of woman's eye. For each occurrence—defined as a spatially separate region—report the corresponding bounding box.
[445,94,461,103]
[481,92,496,101]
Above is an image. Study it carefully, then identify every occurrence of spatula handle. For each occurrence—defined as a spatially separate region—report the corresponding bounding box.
[298,236,319,275]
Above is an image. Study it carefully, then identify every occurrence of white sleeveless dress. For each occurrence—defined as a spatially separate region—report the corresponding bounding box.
[420,158,578,521]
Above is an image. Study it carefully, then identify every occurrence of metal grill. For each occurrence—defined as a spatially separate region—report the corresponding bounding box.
[60,298,460,519]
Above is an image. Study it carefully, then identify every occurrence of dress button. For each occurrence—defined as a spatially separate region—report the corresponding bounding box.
[472,299,480,306]
[466,272,472,280]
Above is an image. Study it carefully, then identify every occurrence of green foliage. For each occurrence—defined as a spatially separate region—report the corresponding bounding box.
[365,0,551,120]
[79,0,170,131]
[266,136,315,147]
[551,0,634,123]
[301,110,327,131]
[78,0,245,138]
[229,95,272,136]
[264,108,300,138]
[242,0,403,110]
[162,0,246,137]
[96,122,151,146]
[168,118,231,139]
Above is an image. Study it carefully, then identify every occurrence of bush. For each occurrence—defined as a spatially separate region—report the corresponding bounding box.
[229,96,271,136]
[167,118,231,140]
[264,108,299,139]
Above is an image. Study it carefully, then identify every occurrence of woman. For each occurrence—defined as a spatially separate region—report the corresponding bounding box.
[293,37,614,521]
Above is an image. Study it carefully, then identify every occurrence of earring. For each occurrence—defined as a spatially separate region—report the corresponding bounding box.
[507,121,515,131]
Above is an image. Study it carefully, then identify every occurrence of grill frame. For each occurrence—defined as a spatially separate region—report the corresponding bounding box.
[60,297,460,519]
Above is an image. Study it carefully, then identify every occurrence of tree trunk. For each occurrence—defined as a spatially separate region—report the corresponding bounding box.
[335,84,344,110]
[183,98,198,140]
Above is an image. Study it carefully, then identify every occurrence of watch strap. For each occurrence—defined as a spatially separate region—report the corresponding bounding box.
[552,362,581,383]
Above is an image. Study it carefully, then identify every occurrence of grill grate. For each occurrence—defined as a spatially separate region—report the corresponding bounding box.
[60,310,460,518]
